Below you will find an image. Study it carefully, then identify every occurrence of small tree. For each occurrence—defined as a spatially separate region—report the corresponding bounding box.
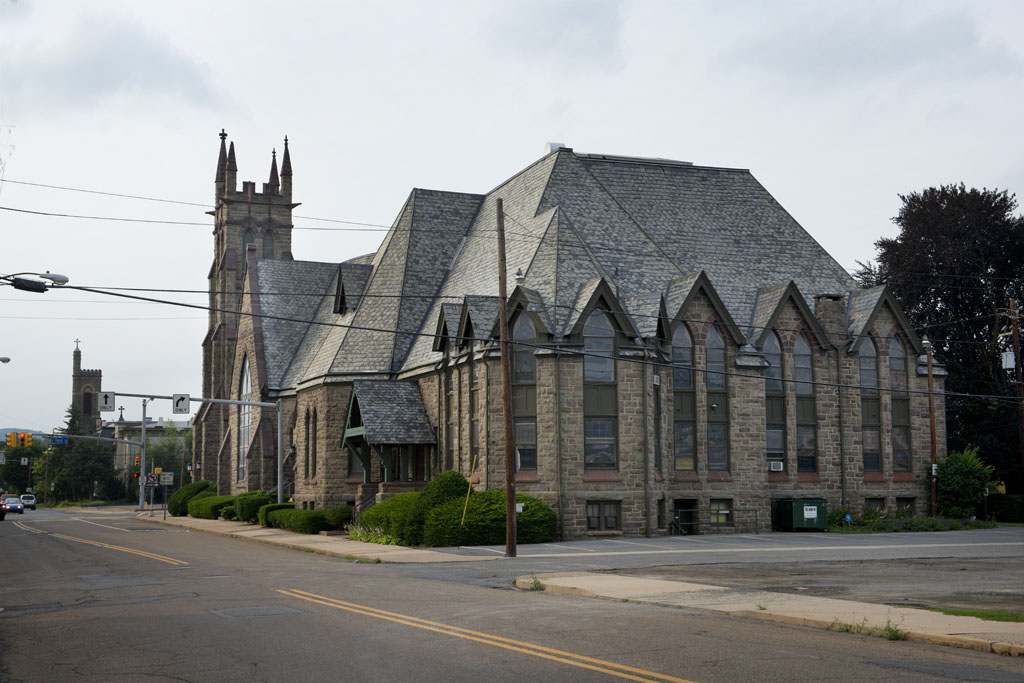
[937,445,996,518]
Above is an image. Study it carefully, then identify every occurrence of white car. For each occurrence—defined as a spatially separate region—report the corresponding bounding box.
[20,494,36,510]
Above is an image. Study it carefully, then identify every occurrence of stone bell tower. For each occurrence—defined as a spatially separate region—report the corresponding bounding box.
[195,130,298,485]
[71,340,103,434]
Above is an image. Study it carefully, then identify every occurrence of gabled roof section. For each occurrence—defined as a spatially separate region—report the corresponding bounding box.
[663,271,746,346]
[351,380,436,445]
[460,295,500,345]
[749,281,831,350]
[847,286,924,354]
[334,262,373,314]
[494,286,554,340]
[251,258,338,389]
[432,302,462,352]
[564,278,639,340]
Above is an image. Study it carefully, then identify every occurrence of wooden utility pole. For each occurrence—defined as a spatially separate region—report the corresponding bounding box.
[496,198,516,558]
[924,338,938,516]
[1010,299,1024,472]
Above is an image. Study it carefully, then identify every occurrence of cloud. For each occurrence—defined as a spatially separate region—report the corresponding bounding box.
[483,0,625,71]
[0,12,218,111]
[719,6,1021,90]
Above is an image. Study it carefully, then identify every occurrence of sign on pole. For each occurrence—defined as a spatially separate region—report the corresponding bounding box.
[99,392,116,412]
[20,457,28,466]
[50,436,69,445]
[0,454,5,465]
[172,394,190,414]
[159,472,173,486]
[146,472,158,485]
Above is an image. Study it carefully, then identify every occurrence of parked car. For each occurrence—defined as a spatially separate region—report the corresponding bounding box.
[20,494,36,510]
[2,495,24,514]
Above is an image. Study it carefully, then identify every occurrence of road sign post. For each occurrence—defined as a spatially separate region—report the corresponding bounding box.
[172,394,190,414]
[99,392,116,412]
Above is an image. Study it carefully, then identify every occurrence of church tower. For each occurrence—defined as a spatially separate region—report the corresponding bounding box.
[71,341,102,434]
[196,130,297,484]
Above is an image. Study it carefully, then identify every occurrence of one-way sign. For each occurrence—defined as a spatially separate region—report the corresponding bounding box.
[99,392,116,412]
[172,394,190,414]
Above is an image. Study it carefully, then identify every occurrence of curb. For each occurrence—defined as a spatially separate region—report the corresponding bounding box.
[523,577,1023,657]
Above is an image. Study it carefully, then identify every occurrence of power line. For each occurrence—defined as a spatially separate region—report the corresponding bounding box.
[61,283,1020,406]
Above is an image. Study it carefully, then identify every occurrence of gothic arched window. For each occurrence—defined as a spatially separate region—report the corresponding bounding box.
[705,325,729,471]
[512,314,537,470]
[237,356,252,483]
[583,310,617,468]
[859,338,881,472]
[672,323,695,471]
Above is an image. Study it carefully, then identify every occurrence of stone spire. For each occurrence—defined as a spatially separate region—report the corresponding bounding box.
[225,141,238,193]
[215,129,228,197]
[280,136,292,199]
[268,148,280,194]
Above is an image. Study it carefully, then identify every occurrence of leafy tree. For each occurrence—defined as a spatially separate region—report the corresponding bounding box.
[937,445,996,518]
[43,406,118,501]
[859,184,1024,489]
[0,441,46,494]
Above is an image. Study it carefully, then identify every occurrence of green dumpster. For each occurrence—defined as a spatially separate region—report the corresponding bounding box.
[773,498,827,531]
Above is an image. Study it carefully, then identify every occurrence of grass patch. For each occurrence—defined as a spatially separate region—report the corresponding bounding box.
[529,576,545,592]
[930,607,1024,622]
[828,618,907,641]
[756,603,768,611]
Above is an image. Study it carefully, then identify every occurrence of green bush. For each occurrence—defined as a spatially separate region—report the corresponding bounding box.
[168,480,215,517]
[406,471,469,545]
[188,494,237,519]
[937,445,995,518]
[234,491,273,523]
[360,492,420,545]
[268,508,327,534]
[258,502,294,527]
[988,494,1024,523]
[324,505,353,530]
[423,490,556,547]
[220,505,237,521]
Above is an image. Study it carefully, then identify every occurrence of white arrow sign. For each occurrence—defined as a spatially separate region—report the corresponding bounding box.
[172,394,191,414]
[99,392,116,412]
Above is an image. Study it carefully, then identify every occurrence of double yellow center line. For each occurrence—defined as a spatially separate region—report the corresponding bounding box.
[278,589,694,683]
[14,521,187,566]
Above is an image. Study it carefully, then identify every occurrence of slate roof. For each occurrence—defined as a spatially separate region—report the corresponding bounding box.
[847,287,886,350]
[245,147,867,387]
[352,380,436,444]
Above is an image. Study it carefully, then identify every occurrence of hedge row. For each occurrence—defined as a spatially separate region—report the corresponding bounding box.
[268,508,327,534]
[188,494,237,519]
[168,480,215,517]
[424,489,556,547]
[235,491,273,523]
[258,502,294,527]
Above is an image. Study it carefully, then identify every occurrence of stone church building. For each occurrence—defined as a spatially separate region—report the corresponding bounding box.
[195,133,946,538]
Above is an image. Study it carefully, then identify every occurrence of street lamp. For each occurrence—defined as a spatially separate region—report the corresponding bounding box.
[0,271,70,292]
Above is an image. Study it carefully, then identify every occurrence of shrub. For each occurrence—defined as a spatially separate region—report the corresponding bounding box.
[188,494,237,520]
[360,492,420,545]
[168,480,215,517]
[324,505,353,531]
[937,445,995,518]
[234,490,273,523]
[423,490,556,547]
[988,494,1024,523]
[258,502,294,527]
[406,471,470,545]
[220,505,237,521]
[268,508,327,534]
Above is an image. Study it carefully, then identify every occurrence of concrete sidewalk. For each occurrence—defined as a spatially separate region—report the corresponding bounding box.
[515,572,1024,657]
[137,511,495,564]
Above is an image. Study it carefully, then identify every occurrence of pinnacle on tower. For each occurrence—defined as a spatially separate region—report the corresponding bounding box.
[280,136,292,198]
[268,148,280,193]
[225,141,238,192]
[215,129,228,197]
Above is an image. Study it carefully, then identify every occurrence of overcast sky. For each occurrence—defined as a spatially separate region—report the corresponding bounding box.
[1,0,1022,433]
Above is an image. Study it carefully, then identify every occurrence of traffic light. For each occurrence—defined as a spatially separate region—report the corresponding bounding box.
[5,432,15,448]
[133,472,140,480]
[21,433,32,448]
[135,456,140,465]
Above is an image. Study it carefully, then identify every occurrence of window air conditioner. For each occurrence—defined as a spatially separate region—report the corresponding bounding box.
[768,461,784,472]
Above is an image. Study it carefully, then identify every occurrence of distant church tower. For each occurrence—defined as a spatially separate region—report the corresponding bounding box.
[71,340,102,433]
[195,130,297,484]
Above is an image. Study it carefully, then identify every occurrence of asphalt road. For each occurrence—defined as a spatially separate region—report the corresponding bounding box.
[2,509,1023,683]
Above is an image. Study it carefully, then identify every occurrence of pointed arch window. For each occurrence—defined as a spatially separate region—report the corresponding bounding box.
[262,231,275,258]
[764,332,784,465]
[890,337,911,472]
[859,338,881,472]
[242,229,254,249]
[795,333,817,472]
[237,356,252,483]
[706,325,729,471]
[583,310,617,468]
[672,323,696,471]
[311,409,318,478]
[512,313,537,470]
[304,409,310,479]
